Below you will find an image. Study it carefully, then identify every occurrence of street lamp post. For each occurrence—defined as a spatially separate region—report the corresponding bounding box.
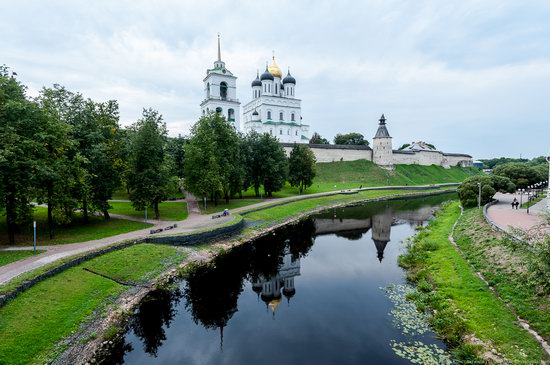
[547,153,550,212]
[477,182,482,209]
[519,188,524,207]
[527,185,532,215]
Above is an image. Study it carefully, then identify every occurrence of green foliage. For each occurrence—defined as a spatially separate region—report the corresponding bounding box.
[165,135,187,178]
[528,235,550,295]
[241,131,288,197]
[400,202,546,362]
[0,66,46,244]
[128,108,169,219]
[0,250,43,267]
[309,132,329,144]
[457,175,515,207]
[478,157,528,169]
[184,113,243,203]
[288,144,317,194]
[333,132,369,146]
[493,162,546,188]
[398,143,410,150]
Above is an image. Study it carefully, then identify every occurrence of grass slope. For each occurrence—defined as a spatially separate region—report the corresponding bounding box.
[400,202,545,362]
[453,207,550,343]
[108,201,188,221]
[0,207,152,247]
[0,250,43,267]
[0,244,185,365]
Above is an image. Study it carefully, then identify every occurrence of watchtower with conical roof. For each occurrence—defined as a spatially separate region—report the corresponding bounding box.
[372,114,394,168]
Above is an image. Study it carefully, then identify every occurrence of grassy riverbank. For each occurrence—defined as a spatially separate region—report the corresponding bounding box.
[0,188,455,364]
[0,244,186,365]
[453,207,550,345]
[399,202,546,363]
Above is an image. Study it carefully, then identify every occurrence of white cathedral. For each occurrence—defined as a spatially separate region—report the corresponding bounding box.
[200,36,310,143]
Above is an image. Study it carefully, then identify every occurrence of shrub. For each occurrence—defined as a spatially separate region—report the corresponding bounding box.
[457,175,515,208]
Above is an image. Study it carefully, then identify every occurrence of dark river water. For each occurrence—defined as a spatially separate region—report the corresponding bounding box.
[105,194,454,365]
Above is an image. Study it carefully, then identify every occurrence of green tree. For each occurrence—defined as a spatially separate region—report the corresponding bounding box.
[128,108,169,219]
[166,135,187,178]
[242,131,288,197]
[288,144,316,194]
[309,132,329,144]
[184,113,243,204]
[493,162,544,188]
[333,132,369,146]
[0,67,44,244]
[458,175,515,208]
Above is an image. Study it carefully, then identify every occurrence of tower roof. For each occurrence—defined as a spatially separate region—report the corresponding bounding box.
[260,65,274,81]
[283,69,296,84]
[374,114,391,138]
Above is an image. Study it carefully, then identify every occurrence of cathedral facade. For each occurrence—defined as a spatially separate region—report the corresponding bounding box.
[201,36,310,143]
[241,56,310,143]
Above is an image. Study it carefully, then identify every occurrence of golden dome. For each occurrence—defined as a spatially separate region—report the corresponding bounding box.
[268,55,282,78]
[268,297,282,313]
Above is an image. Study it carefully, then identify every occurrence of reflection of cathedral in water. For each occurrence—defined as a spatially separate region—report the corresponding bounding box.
[252,249,300,315]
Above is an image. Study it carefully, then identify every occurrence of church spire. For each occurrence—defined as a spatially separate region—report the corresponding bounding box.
[217,33,221,61]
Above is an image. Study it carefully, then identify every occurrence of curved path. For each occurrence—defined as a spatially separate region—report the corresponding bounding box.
[486,192,548,232]
[0,184,455,285]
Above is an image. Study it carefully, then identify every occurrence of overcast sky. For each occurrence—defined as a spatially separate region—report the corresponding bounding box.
[2,0,549,159]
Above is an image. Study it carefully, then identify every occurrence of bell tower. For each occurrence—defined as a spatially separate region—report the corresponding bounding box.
[200,34,240,128]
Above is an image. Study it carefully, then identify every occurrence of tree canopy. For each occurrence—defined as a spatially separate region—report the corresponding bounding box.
[333,132,369,146]
[288,144,317,194]
[458,175,515,208]
[309,132,329,144]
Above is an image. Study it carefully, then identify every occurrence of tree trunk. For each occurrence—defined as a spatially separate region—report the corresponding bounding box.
[225,192,230,204]
[103,209,110,220]
[153,201,160,220]
[6,191,16,245]
[82,198,88,223]
[47,182,55,239]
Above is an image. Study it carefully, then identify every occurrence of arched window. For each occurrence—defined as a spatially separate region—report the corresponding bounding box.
[270,129,273,135]
[287,129,290,135]
[228,108,235,121]
[291,113,295,121]
[279,112,284,120]
[295,131,298,136]
[202,110,205,115]
[220,82,228,100]
[267,111,272,119]
[279,129,283,135]
[207,107,210,113]
[206,83,210,98]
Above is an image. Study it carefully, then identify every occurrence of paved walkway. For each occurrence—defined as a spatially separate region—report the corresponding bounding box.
[486,192,548,232]
[0,184,455,286]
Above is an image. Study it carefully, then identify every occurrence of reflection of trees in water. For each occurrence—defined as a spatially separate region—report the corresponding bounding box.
[131,288,182,357]
[334,228,369,241]
[184,219,315,335]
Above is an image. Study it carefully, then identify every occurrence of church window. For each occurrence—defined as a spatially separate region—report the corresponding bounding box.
[291,113,295,121]
[279,112,283,120]
[206,83,210,98]
[275,84,278,94]
[228,108,235,121]
[295,131,298,136]
[267,111,272,119]
[270,129,273,135]
[220,82,228,100]
[287,129,290,135]
[207,107,210,113]
[279,129,282,135]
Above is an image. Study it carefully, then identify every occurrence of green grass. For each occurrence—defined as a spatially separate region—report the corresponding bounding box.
[0,207,152,247]
[454,207,550,343]
[0,243,185,365]
[244,188,451,225]
[400,202,546,363]
[206,160,480,213]
[108,201,188,221]
[0,250,44,267]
